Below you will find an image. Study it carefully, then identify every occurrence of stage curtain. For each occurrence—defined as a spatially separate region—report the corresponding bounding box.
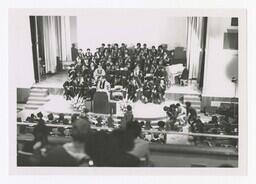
[60,16,72,63]
[42,16,72,73]
[186,17,204,80]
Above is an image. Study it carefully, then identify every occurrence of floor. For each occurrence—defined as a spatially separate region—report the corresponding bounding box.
[166,81,201,95]
[33,71,68,88]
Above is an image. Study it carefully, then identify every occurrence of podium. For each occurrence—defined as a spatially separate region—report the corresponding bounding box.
[93,91,116,114]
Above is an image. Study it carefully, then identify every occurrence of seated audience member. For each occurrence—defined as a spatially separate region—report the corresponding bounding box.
[126,121,150,161]
[37,112,44,120]
[185,102,198,125]
[144,121,152,130]
[54,113,66,124]
[220,116,233,135]
[206,116,220,134]
[26,113,37,123]
[42,118,91,166]
[191,118,205,133]
[190,117,205,143]
[95,116,104,127]
[155,121,166,143]
[47,113,54,123]
[80,108,90,120]
[86,130,140,167]
[208,116,218,125]
[157,121,165,131]
[71,113,80,123]
[127,78,139,102]
[107,114,115,128]
[151,133,165,144]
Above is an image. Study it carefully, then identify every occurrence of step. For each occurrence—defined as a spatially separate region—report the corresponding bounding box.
[184,98,201,102]
[30,88,49,93]
[184,95,200,100]
[30,92,48,97]
[191,104,201,109]
[28,96,50,102]
[26,100,45,106]
[184,100,201,105]
[24,104,40,110]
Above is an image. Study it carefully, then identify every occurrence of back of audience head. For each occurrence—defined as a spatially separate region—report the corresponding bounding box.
[140,121,145,127]
[71,113,79,123]
[158,121,165,129]
[59,113,65,120]
[127,105,132,112]
[212,116,218,123]
[126,121,142,139]
[85,130,119,166]
[71,118,91,143]
[145,121,152,130]
[185,101,191,107]
[111,128,134,153]
[47,113,54,121]
[37,112,43,119]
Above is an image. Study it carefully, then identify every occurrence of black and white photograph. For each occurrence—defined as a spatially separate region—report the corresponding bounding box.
[8,8,247,174]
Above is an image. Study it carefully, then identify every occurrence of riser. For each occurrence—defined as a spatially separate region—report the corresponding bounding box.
[26,101,45,105]
[29,93,48,97]
[183,100,201,105]
[184,97,201,101]
[165,93,200,101]
[30,91,49,95]
[24,106,39,110]
[28,97,50,102]
[30,88,49,93]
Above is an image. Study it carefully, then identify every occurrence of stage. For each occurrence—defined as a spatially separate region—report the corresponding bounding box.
[18,71,204,122]
[39,95,177,121]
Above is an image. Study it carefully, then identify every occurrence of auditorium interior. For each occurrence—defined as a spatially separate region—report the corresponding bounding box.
[12,11,239,167]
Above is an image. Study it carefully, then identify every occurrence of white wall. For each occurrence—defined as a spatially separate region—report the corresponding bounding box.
[203,17,238,98]
[76,13,187,51]
[9,10,35,88]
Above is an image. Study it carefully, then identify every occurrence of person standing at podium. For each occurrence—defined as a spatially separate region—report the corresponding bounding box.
[96,76,111,92]
[93,64,106,82]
